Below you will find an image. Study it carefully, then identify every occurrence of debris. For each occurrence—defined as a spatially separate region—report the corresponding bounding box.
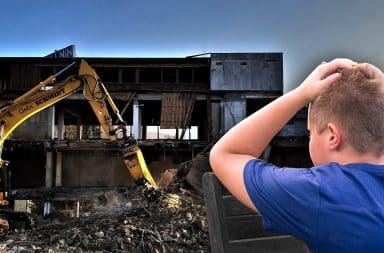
[0,218,9,238]
[0,183,210,252]
[158,169,178,188]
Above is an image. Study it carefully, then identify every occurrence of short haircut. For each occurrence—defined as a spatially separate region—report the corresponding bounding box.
[309,63,384,156]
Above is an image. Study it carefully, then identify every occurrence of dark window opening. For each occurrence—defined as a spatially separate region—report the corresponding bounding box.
[194,67,210,83]
[0,64,10,79]
[179,68,193,83]
[246,98,274,116]
[122,68,136,83]
[141,100,161,125]
[190,100,208,141]
[0,63,10,90]
[96,67,119,83]
[55,65,78,82]
[139,68,161,83]
[162,68,177,83]
[40,67,54,80]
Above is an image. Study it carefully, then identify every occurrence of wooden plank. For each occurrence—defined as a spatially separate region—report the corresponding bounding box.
[228,236,309,253]
[179,93,195,139]
[160,93,195,129]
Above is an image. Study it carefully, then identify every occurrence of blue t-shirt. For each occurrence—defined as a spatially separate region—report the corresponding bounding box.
[243,160,384,253]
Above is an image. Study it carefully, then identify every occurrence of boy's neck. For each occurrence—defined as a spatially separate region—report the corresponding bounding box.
[332,148,384,165]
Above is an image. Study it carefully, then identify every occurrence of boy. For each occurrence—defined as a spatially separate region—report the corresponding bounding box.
[209,59,384,253]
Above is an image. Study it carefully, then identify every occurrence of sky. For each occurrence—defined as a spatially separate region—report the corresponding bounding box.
[1,0,384,91]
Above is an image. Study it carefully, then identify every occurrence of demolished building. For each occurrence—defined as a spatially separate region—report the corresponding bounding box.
[0,52,309,208]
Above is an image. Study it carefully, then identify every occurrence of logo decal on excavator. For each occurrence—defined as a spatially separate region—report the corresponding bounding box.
[18,104,33,114]
[35,88,65,106]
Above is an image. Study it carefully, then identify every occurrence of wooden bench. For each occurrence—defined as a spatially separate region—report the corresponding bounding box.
[203,172,309,253]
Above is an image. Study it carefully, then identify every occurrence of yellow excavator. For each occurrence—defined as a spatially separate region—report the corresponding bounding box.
[0,59,157,235]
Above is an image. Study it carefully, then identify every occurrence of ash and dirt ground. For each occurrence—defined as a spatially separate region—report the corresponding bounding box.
[0,179,210,253]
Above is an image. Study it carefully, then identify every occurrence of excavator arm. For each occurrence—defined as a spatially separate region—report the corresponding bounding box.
[0,59,156,206]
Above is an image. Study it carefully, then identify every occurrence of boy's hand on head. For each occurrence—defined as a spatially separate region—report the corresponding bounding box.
[297,58,355,104]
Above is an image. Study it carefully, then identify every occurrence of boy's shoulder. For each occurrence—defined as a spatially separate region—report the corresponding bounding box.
[311,162,384,204]
[312,162,384,174]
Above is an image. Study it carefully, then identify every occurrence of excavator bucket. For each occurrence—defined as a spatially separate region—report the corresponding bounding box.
[122,144,157,188]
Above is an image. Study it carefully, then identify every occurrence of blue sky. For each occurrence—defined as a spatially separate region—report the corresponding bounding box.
[1,0,384,90]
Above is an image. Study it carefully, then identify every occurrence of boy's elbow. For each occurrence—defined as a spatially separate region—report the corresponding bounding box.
[209,144,220,173]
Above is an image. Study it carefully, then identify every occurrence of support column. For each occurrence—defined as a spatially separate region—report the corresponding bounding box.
[55,109,64,187]
[45,151,54,188]
[55,152,62,187]
[75,201,80,218]
[211,102,221,139]
[57,109,65,140]
[220,102,225,135]
[45,106,55,188]
[132,101,142,139]
[77,118,82,140]
[46,106,55,140]
[44,106,55,216]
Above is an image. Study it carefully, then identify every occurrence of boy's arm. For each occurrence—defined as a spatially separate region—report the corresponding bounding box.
[209,59,355,211]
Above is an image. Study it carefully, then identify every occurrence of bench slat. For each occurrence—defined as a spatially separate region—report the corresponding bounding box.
[226,215,282,240]
[228,236,309,253]
[222,195,255,216]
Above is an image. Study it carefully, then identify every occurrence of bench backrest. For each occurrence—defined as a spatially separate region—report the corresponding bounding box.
[203,172,308,253]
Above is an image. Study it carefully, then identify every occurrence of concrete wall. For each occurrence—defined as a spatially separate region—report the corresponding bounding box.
[61,150,133,187]
[2,146,135,188]
[222,99,246,132]
[12,107,54,140]
[210,53,283,92]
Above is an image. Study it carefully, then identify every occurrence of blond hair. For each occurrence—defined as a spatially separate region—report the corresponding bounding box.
[309,63,384,156]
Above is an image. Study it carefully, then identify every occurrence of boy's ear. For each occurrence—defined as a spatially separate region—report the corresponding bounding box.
[327,123,342,151]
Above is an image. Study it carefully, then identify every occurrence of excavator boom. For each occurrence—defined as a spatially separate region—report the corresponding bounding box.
[0,76,83,146]
[0,59,156,211]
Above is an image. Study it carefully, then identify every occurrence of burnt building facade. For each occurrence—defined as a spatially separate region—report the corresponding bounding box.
[0,53,296,191]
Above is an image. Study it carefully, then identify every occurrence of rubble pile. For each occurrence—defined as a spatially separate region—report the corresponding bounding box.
[0,182,209,253]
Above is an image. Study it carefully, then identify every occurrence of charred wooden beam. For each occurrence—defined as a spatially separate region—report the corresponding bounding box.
[4,139,209,152]
[52,139,137,151]
[10,187,131,201]
[3,139,50,151]
[114,92,136,125]
[105,83,209,92]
